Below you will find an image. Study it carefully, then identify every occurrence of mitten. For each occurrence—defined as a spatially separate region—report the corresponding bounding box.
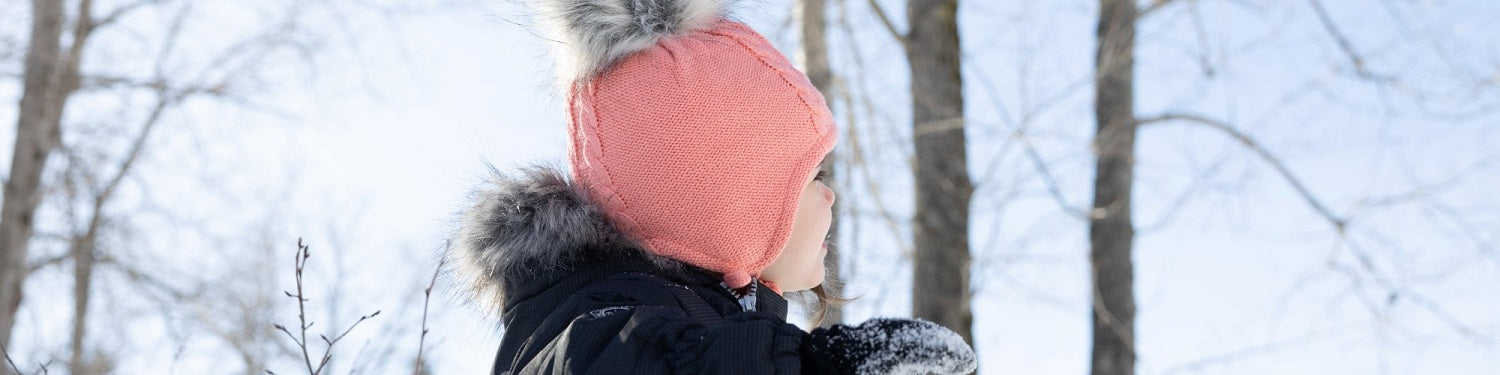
[802,318,978,375]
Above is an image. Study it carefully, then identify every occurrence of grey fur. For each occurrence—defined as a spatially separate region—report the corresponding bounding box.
[449,165,610,312]
[536,0,726,83]
[447,164,684,313]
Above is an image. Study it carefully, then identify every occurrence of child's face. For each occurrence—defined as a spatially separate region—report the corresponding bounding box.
[761,161,835,293]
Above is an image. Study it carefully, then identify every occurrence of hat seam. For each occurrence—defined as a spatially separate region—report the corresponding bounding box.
[706,23,827,136]
[582,82,644,237]
[708,22,838,272]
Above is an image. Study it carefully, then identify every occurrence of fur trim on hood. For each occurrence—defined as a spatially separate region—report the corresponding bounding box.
[447,165,686,313]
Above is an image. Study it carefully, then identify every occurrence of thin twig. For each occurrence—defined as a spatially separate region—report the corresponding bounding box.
[292,239,316,374]
[1186,0,1215,77]
[323,312,379,347]
[1,338,22,375]
[1139,0,1180,18]
[100,255,195,301]
[1158,324,1339,375]
[1137,156,1229,233]
[25,253,71,275]
[271,239,382,375]
[413,255,446,374]
[273,322,302,347]
[1137,113,1346,230]
[316,310,380,375]
[1306,0,1380,80]
[1135,113,1490,343]
[93,0,164,29]
[865,0,906,50]
[1019,133,1087,219]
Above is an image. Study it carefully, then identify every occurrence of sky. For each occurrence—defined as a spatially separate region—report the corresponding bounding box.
[3,0,1499,374]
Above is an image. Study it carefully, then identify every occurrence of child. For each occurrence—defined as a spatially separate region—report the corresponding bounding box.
[451,0,978,373]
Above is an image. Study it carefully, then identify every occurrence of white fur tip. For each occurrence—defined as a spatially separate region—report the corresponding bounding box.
[535,0,728,84]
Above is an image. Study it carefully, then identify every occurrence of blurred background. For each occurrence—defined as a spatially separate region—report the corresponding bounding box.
[1,0,1497,374]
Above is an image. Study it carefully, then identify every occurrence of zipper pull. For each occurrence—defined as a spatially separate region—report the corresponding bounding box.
[720,279,758,312]
[737,281,758,312]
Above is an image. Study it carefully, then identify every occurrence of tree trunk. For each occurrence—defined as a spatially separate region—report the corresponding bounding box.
[907,0,973,346]
[0,0,67,346]
[796,0,844,327]
[68,230,97,375]
[1089,0,1138,374]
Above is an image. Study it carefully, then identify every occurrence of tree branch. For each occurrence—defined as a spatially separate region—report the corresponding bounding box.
[271,239,380,375]
[1420,195,1500,265]
[90,79,180,210]
[1,338,21,375]
[1137,113,1346,230]
[412,254,444,375]
[1158,324,1336,375]
[94,0,168,29]
[1018,133,1087,219]
[1346,155,1490,219]
[97,254,195,301]
[26,253,71,275]
[291,240,315,374]
[1132,114,1488,341]
[865,0,907,50]
[1137,156,1230,234]
[316,310,379,375]
[1139,0,1180,18]
[79,74,229,97]
[58,0,98,95]
[834,76,913,255]
[1306,0,1383,81]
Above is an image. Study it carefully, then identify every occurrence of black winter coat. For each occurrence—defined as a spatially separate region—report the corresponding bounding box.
[450,166,813,374]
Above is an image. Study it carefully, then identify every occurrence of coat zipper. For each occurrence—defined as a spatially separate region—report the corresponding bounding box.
[719,279,758,312]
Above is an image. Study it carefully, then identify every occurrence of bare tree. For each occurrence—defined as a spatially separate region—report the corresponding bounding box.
[1089,0,1138,374]
[59,6,199,371]
[905,0,974,345]
[1080,0,1500,373]
[2,0,459,370]
[1,0,75,347]
[816,0,1495,371]
[20,1,292,370]
[855,0,973,346]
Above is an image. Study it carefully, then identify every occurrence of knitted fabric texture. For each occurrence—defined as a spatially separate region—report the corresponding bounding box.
[566,18,837,290]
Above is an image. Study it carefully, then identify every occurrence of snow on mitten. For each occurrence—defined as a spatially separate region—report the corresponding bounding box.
[802,318,978,375]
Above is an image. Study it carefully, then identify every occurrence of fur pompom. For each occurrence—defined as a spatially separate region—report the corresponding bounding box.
[535,0,727,83]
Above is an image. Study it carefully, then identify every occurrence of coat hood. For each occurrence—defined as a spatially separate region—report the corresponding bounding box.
[447,165,689,314]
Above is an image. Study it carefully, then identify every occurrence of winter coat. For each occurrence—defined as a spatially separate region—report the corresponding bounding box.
[451,166,813,374]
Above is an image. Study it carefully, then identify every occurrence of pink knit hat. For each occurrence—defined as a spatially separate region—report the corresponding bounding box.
[540,0,837,289]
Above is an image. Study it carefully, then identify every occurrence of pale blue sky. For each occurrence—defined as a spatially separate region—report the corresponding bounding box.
[3,0,1497,374]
